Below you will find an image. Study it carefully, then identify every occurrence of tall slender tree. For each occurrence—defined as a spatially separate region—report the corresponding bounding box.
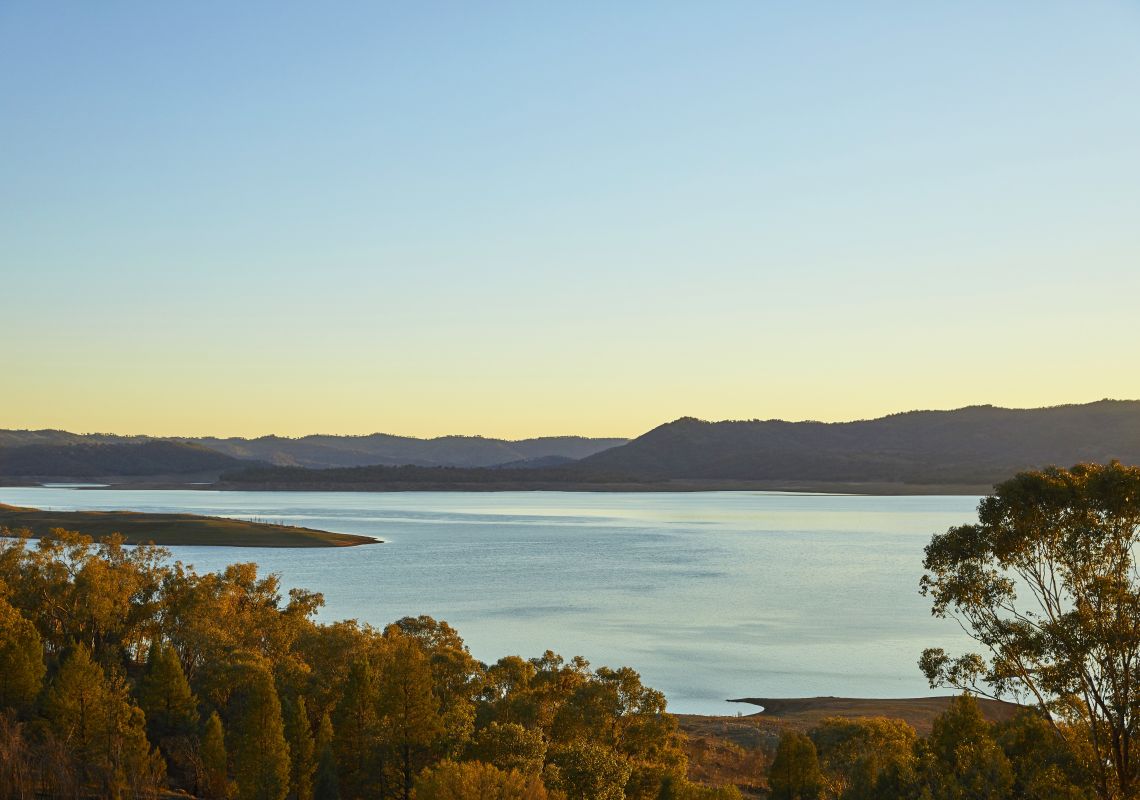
[334,658,382,799]
[377,634,445,800]
[227,660,291,800]
[42,644,163,799]
[768,732,822,800]
[313,712,340,800]
[137,641,199,738]
[0,595,44,714]
[199,711,230,800]
[285,696,316,800]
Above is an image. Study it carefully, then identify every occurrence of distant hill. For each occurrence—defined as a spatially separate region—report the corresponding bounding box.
[0,430,627,470]
[188,433,627,468]
[0,441,249,479]
[8,401,1139,490]
[574,400,1140,484]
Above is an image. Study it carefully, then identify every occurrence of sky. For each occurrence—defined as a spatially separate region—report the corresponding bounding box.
[2,2,1139,439]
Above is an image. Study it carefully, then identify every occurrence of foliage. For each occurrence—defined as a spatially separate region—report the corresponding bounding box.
[414,759,552,799]
[286,696,317,800]
[42,644,164,798]
[657,775,743,799]
[994,709,1090,800]
[137,641,199,739]
[548,741,632,800]
[920,462,1140,799]
[313,711,340,800]
[469,722,548,776]
[376,631,446,799]
[0,524,757,799]
[226,657,291,800]
[199,711,231,800]
[919,694,1014,800]
[0,593,44,713]
[768,731,822,800]
[808,716,915,800]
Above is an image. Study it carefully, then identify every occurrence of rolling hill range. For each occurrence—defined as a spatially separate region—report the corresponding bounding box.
[574,400,1140,485]
[0,430,627,474]
[0,441,251,480]
[186,433,627,468]
[5,401,1139,489]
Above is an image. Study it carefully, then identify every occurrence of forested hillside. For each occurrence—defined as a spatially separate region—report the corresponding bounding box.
[0,430,626,471]
[0,441,249,479]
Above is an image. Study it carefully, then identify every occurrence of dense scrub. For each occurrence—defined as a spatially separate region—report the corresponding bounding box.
[0,527,736,800]
[765,695,1094,800]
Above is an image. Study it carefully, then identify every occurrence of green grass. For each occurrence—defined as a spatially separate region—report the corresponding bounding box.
[0,503,377,548]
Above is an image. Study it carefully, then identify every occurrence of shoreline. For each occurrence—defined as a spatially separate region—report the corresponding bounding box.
[681,695,1023,737]
[0,503,379,548]
[0,478,992,496]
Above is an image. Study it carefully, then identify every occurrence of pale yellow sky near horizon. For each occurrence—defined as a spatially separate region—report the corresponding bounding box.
[3,385,1133,441]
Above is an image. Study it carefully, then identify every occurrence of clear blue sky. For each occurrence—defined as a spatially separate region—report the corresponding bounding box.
[2,2,1138,438]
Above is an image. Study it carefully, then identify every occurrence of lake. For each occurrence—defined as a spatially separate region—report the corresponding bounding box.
[0,487,979,715]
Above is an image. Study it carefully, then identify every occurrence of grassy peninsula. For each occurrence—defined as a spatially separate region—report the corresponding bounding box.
[0,503,376,547]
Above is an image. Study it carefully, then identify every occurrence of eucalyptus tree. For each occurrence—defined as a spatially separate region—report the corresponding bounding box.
[921,462,1140,799]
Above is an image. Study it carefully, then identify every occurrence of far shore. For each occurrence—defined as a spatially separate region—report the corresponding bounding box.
[722,695,1021,733]
[0,477,992,496]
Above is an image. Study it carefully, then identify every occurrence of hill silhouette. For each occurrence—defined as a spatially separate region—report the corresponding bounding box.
[0,430,626,470]
[0,441,249,479]
[574,400,1140,484]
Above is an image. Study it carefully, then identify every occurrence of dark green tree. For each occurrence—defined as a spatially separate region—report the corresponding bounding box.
[376,634,444,800]
[922,694,1013,800]
[809,716,916,800]
[227,660,291,800]
[995,709,1090,799]
[333,658,382,799]
[469,721,547,776]
[313,711,340,800]
[137,641,199,738]
[199,711,231,800]
[549,741,632,800]
[42,644,163,798]
[0,595,44,713]
[285,696,316,800]
[768,731,822,800]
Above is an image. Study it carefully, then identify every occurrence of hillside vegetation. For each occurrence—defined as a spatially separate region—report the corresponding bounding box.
[0,441,249,479]
[0,430,627,470]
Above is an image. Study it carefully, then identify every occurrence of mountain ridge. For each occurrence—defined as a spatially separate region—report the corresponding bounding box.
[574,399,1140,484]
[0,430,628,470]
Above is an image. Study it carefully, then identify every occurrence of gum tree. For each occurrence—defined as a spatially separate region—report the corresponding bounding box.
[920,462,1140,800]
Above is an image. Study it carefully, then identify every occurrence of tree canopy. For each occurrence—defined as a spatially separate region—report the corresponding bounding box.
[0,525,725,799]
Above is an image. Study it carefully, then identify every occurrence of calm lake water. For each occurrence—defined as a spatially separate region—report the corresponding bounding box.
[0,487,980,714]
